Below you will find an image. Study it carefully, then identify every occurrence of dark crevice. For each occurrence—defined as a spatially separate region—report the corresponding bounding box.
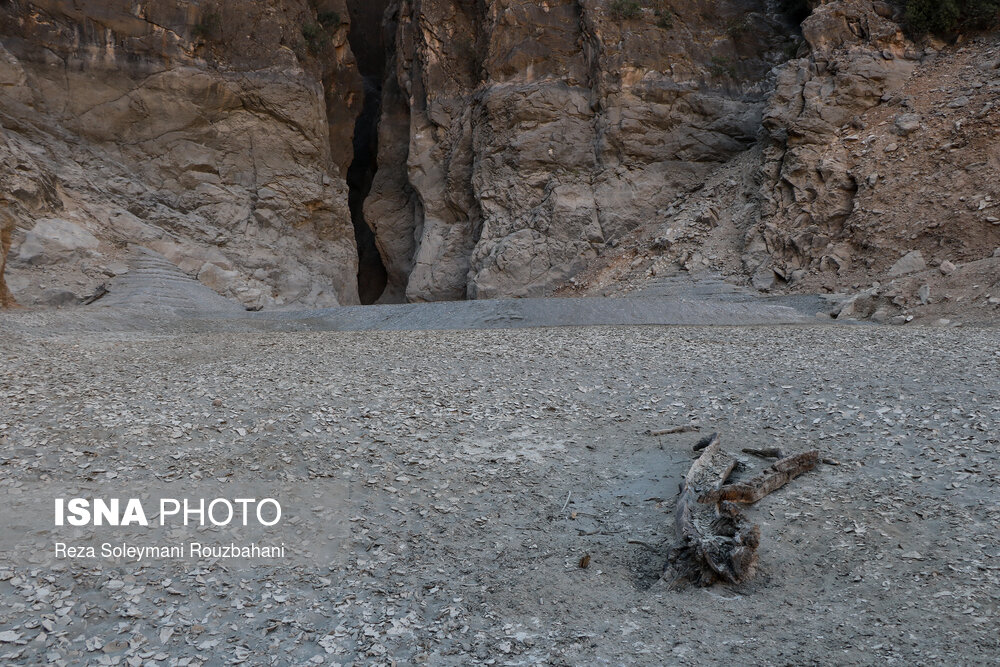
[346,0,391,304]
[347,76,386,305]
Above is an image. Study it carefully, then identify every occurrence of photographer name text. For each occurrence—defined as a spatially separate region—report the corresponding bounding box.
[54,541,286,561]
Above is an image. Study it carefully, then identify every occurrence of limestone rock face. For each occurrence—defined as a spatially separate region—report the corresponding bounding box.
[367,0,796,300]
[4,0,995,309]
[0,0,363,308]
[754,0,916,281]
[888,250,927,277]
[16,219,100,266]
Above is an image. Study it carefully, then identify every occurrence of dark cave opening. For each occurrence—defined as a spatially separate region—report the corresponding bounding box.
[345,0,391,305]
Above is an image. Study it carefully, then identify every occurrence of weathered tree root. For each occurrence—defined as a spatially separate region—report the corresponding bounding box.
[668,435,818,586]
[702,450,819,505]
[741,447,784,459]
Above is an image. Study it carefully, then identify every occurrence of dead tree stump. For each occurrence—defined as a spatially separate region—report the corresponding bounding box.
[669,434,818,586]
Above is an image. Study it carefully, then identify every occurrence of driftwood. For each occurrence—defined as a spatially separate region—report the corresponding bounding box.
[645,424,698,436]
[702,450,819,505]
[743,446,839,468]
[669,435,817,586]
[81,283,109,305]
[671,434,759,585]
[742,447,784,459]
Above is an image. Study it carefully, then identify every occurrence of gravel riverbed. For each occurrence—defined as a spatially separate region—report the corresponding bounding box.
[1,323,999,665]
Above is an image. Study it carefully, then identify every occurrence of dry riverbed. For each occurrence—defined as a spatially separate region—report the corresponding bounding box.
[1,323,999,665]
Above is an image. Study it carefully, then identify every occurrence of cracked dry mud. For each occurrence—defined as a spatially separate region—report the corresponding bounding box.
[1,317,998,665]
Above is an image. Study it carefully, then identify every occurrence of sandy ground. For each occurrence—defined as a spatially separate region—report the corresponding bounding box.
[1,312,998,665]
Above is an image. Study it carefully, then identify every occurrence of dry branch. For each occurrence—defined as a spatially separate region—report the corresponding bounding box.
[645,424,698,436]
[702,450,819,505]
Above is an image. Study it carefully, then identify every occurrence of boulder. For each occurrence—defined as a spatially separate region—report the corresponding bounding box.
[198,262,241,294]
[893,113,922,136]
[871,307,892,323]
[751,264,777,292]
[918,284,930,305]
[16,219,100,266]
[888,250,926,277]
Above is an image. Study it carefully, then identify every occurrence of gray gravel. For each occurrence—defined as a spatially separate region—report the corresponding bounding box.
[70,248,821,332]
[1,322,998,665]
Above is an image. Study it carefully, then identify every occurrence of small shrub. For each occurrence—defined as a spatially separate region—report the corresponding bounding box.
[963,0,1000,25]
[317,10,341,28]
[609,0,642,20]
[654,8,673,30]
[192,11,220,39]
[906,0,961,32]
[301,22,329,54]
[904,0,1000,34]
[301,22,322,41]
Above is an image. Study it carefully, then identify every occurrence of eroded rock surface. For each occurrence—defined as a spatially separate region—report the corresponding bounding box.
[367,0,798,301]
[755,0,917,284]
[567,0,999,324]
[2,0,998,317]
[1,0,363,308]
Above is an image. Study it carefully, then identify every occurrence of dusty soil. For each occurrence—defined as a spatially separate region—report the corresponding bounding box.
[1,310,998,664]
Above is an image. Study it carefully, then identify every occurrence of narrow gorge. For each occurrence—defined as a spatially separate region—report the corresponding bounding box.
[345,0,391,304]
[1,0,998,323]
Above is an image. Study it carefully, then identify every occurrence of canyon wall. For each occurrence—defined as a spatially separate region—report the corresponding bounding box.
[1,0,364,308]
[2,0,997,310]
[570,0,998,315]
[367,0,799,301]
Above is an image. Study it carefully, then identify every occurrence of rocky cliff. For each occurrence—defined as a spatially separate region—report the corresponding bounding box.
[367,0,798,301]
[1,0,364,308]
[1,0,998,317]
[569,0,1000,323]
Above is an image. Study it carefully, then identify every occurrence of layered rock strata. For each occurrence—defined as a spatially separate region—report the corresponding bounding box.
[1,0,364,308]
